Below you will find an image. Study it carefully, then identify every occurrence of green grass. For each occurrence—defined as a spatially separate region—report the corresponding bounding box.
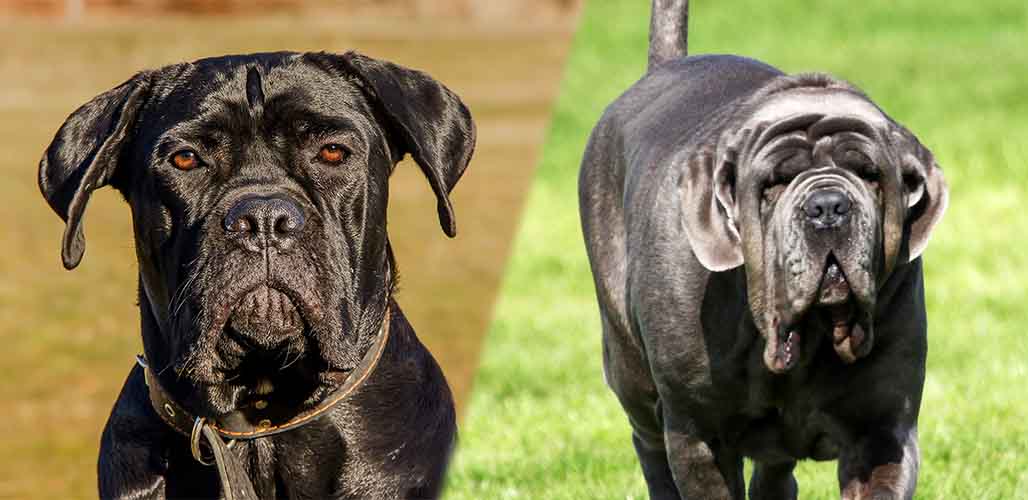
[445,0,1028,498]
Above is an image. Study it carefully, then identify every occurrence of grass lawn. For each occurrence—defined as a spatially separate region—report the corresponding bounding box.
[446,0,1028,498]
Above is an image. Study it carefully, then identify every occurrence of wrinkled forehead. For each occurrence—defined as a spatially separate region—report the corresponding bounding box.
[141,54,372,133]
[751,88,887,127]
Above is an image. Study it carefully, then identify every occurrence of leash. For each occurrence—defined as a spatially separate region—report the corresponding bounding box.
[137,307,391,500]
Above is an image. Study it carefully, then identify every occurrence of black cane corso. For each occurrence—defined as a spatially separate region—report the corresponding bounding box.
[39,51,474,499]
[579,2,948,499]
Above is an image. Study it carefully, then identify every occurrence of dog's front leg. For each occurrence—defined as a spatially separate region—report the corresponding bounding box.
[630,427,681,500]
[98,438,167,500]
[837,426,920,500]
[99,366,170,499]
[664,420,744,500]
[748,460,798,500]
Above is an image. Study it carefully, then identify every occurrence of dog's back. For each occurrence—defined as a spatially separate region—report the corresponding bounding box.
[579,0,775,309]
[579,52,779,341]
[578,5,782,448]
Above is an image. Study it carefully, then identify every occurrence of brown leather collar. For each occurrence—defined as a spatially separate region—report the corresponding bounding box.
[137,307,391,499]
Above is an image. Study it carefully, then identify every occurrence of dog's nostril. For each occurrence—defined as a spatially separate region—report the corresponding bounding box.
[224,196,305,240]
[803,190,850,224]
[805,204,824,219]
[274,214,300,235]
[832,195,851,216]
[226,214,256,233]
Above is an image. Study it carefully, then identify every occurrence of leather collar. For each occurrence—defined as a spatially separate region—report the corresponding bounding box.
[137,306,391,499]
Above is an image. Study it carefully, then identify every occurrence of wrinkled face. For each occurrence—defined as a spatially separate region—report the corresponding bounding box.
[40,51,474,417]
[739,92,896,372]
[681,86,947,373]
[128,57,395,413]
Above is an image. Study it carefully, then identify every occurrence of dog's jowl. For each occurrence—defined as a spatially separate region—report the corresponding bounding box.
[39,51,474,499]
[579,2,947,499]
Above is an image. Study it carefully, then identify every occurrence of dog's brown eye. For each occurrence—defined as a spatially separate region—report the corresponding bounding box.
[170,150,201,171]
[317,144,348,165]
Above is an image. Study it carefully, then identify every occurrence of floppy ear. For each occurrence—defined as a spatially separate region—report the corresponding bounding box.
[340,51,476,238]
[679,146,744,271]
[38,73,150,269]
[885,128,948,262]
[901,148,948,261]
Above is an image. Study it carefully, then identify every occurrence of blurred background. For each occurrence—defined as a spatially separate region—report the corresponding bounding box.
[4,0,577,20]
[0,0,579,496]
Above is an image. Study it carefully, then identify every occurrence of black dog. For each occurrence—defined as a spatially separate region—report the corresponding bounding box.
[579,2,947,499]
[39,51,474,499]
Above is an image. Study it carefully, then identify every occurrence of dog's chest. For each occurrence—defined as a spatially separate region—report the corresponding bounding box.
[714,360,853,462]
[220,425,348,498]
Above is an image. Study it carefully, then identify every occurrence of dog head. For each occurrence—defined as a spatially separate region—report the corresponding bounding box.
[680,74,947,373]
[38,51,475,415]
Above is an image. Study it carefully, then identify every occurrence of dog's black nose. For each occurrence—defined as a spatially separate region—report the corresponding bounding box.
[224,195,305,250]
[803,189,850,228]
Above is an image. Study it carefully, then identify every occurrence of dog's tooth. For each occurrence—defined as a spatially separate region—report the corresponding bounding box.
[780,330,800,369]
[255,378,274,395]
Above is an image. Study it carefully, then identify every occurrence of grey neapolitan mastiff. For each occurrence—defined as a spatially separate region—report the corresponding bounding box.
[579,2,948,499]
[39,51,474,499]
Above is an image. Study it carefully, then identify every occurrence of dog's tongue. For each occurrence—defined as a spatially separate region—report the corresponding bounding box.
[229,285,304,339]
[818,260,851,305]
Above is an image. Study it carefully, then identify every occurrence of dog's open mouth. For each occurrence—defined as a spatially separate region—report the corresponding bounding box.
[768,254,870,372]
[816,256,868,364]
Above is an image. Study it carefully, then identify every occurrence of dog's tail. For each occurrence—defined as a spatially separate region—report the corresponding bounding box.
[648,0,689,72]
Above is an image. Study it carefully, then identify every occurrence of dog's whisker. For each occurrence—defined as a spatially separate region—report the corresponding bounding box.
[169,262,205,321]
[155,361,175,377]
[281,346,303,371]
[168,256,201,308]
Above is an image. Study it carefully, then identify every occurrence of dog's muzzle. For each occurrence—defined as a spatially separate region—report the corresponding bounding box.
[228,286,305,343]
[221,194,310,347]
[817,256,868,364]
[764,172,877,373]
